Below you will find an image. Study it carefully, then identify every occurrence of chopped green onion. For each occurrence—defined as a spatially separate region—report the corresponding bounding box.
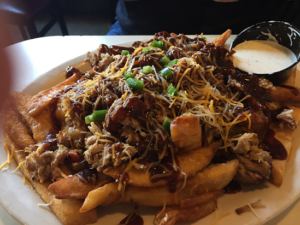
[166,84,178,96]
[167,59,178,66]
[202,37,206,40]
[142,47,150,54]
[85,115,93,124]
[127,54,131,57]
[124,71,134,79]
[157,41,164,49]
[159,67,173,80]
[142,66,153,74]
[163,117,172,134]
[150,40,164,49]
[121,50,130,55]
[150,40,158,48]
[126,78,144,91]
[85,110,108,124]
[160,56,170,66]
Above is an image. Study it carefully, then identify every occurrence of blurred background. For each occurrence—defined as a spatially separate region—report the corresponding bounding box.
[2,0,118,46]
[2,0,300,46]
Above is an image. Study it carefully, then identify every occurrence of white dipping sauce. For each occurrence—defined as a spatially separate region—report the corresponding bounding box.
[232,40,297,74]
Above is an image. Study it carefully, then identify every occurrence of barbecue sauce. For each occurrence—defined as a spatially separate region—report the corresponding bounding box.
[77,168,98,185]
[149,155,180,188]
[280,85,300,96]
[224,180,241,194]
[109,45,134,55]
[233,73,273,105]
[66,66,80,79]
[262,129,287,160]
[119,213,143,225]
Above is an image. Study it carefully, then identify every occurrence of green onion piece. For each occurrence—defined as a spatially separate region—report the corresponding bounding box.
[121,50,130,55]
[166,84,178,96]
[160,56,170,66]
[157,41,164,49]
[85,110,108,124]
[85,115,94,124]
[142,66,153,74]
[167,59,178,66]
[202,37,206,40]
[159,67,173,80]
[163,117,172,134]
[124,71,134,79]
[150,40,164,49]
[150,40,158,47]
[126,78,144,91]
[142,47,150,53]
[93,110,108,121]
[127,54,131,57]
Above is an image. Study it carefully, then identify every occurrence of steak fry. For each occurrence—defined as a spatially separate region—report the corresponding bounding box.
[212,29,232,46]
[48,172,113,199]
[1,103,35,148]
[26,72,81,117]
[270,106,300,186]
[80,160,238,212]
[10,92,58,142]
[270,86,300,103]
[104,145,214,187]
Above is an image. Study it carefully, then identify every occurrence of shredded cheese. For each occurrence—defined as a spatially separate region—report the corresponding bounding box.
[0,144,14,170]
[244,113,252,129]
[118,158,138,191]
[11,161,25,173]
[38,201,52,208]
[168,95,210,105]
[176,68,191,90]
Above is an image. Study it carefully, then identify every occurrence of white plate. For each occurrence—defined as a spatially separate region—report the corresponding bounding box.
[1,42,300,225]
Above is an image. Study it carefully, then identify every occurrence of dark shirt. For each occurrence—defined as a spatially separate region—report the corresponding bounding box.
[116,0,300,35]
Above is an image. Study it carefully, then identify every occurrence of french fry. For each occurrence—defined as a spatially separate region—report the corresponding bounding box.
[269,85,300,103]
[104,145,214,187]
[270,106,300,186]
[1,103,35,148]
[3,131,98,225]
[212,29,232,46]
[80,160,238,212]
[26,73,81,117]
[10,92,58,142]
[80,182,121,212]
[48,172,112,199]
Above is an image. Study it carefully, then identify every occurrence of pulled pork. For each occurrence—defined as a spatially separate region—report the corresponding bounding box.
[232,133,272,184]
[277,109,297,129]
[84,123,138,171]
[25,144,69,183]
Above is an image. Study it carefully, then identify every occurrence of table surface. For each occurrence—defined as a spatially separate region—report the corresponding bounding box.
[1,35,300,225]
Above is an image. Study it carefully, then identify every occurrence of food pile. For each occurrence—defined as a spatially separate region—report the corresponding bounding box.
[2,30,300,225]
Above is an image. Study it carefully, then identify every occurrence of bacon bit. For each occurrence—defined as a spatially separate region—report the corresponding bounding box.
[235,200,265,215]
